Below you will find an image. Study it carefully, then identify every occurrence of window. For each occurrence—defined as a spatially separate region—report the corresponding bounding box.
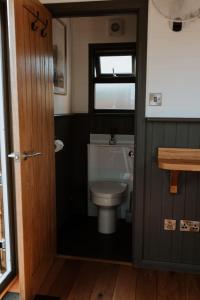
[89,43,136,113]
[99,55,133,75]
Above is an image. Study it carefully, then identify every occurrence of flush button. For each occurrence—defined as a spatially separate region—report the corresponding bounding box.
[149,93,162,106]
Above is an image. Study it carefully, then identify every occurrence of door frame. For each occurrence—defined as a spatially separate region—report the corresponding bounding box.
[46,0,148,265]
[0,0,17,292]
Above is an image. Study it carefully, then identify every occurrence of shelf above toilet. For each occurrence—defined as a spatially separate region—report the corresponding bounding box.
[158,148,200,194]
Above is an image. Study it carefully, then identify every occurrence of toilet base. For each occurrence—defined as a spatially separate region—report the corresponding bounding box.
[98,207,117,234]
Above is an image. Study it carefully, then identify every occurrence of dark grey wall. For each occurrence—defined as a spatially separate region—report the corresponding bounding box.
[142,120,200,269]
[55,116,200,270]
[54,113,134,252]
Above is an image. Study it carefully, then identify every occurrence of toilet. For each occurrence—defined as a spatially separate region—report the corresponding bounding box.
[90,181,127,234]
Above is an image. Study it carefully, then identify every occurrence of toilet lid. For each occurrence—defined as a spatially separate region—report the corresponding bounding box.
[90,181,127,199]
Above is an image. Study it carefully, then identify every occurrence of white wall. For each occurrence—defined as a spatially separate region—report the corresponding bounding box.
[70,15,137,113]
[53,18,72,114]
[51,0,200,117]
[146,1,200,118]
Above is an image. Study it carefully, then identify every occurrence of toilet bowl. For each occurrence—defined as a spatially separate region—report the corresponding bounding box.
[90,181,127,234]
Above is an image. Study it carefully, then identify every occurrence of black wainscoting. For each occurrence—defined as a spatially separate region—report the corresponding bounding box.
[69,115,90,217]
[142,120,200,270]
[54,113,134,253]
[90,113,134,134]
[54,115,72,245]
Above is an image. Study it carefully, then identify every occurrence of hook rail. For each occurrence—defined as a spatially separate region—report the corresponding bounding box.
[24,6,48,37]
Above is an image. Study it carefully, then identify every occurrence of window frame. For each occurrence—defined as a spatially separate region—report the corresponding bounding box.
[89,42,136,114]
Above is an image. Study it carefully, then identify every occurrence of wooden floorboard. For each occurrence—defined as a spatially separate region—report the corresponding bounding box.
[66,261,105,300]
[38,257,66,295]
[90,263,118,300]
[135,269,157,300]
[185,274,200,300]
[113,265,136,300]
[38,257,200,300]
[157,272,186,300]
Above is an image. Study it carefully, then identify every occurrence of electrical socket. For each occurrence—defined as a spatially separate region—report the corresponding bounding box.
[164,219,176,231]
[189,221,200,232]
[180,220,200,232]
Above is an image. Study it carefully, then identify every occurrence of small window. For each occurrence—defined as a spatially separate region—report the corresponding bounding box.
[95,83,135,110]
[89,43,136,113]
[99,55,133,75]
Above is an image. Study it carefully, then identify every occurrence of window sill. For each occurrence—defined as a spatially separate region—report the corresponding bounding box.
[89,111,135,116]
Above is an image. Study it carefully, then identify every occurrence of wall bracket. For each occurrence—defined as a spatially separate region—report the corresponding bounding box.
[170,170,180,194]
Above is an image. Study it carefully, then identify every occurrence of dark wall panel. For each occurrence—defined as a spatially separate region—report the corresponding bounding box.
[144,120,200,267]
[90,114,134,134]
[54,116,71,238]
[54,113,134,224]
[70,115,90,216]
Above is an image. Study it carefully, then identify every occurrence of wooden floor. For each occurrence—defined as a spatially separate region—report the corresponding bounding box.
[38,257,200,300]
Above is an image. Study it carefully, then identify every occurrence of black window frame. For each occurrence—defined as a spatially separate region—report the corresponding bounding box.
[89,42,136,114]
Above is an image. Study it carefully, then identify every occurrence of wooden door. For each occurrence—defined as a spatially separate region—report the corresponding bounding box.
[7,0,56,299]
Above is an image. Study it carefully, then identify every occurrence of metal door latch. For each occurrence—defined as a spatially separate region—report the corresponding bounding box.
[8,152,21,161]
[8,152,42,161]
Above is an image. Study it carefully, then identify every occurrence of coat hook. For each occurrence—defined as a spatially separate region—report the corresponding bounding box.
[31,11,40,31]
[41,19,48,37]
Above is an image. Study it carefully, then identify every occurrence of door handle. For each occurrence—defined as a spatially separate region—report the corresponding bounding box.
[8,152,42,161]
[22,152,42,160]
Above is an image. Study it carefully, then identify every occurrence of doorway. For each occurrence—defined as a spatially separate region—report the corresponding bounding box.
[5,0,148,298]
[53,12,138,263]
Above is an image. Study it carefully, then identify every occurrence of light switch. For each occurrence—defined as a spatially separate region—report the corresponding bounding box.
[149,93,162,106]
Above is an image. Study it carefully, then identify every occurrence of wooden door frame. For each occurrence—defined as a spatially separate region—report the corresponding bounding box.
[6,1,28,296]
[0,1,17,292]
[46,0,148,266]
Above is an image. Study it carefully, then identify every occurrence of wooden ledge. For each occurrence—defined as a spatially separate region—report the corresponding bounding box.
[158,148,200,194]
[159,159,200,172]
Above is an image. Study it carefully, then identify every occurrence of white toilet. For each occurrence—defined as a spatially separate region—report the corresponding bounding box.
[90,181,127,234]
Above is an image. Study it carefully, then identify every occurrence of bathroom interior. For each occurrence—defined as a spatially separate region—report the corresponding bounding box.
[54,13,137,262]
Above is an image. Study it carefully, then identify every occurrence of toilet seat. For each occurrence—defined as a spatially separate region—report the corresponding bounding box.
[90,181,127,207]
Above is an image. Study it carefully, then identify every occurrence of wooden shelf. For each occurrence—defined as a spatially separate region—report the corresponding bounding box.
[158,148,200,194]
